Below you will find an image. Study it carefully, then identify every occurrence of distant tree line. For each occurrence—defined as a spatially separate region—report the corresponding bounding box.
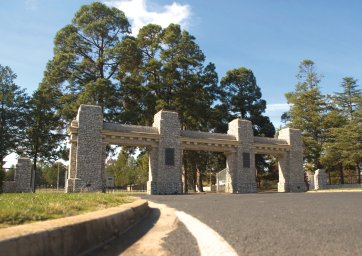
[1,2,360,191]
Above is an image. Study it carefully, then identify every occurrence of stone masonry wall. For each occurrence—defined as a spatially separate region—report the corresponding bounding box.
[68,105,104,192]
[227,119,257,193]
[148,110,182,195]
[3,157,33,193]
[278,128,306,192]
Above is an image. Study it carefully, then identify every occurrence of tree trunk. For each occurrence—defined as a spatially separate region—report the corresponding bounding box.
[339,164,344,184]
[31,149,38,193]
[328,169,332,185]
[356,163,361,184]
[183,165,188,194]
[196,167,203,192]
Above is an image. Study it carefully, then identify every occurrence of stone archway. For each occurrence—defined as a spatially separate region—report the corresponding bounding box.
[65,104,306,194]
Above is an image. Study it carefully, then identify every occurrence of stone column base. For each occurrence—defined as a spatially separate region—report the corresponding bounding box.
[65,179,75,193]
[278,182,289,192]
[147,181,182,195]
[278,182,306,192]
[289,182,306,192]
[233,182,257,193]
[66,178,104,192]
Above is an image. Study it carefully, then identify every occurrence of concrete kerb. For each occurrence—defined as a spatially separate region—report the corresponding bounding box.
[0,199,150,256]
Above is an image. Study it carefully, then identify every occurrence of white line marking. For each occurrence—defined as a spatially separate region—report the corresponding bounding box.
[176,211,238,256]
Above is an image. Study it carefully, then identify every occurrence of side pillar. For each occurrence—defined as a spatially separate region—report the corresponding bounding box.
[65,127,77,192]
[67,105,104,192]
[278,128,306,192]
[227,119,257,193]
[314,169,327,190]
[15,157,33,192]
[147,110,182,195]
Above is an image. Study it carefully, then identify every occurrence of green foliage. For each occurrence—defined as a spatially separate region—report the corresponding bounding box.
[43,2,132,121]
[24,84,65,172]
[0,192,134,228]
[220,67,275,137]
[0,168,4,192]
[42,162,67,187]
[0,65,28,164]
[4,166,15,181]
[321,77,362,178]
[284,60,326,168]
[135,153,149,185]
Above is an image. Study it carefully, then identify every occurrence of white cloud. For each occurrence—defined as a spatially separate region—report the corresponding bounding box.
[266,103,290,112]
[265,103,290,128]
[105,0,191,35]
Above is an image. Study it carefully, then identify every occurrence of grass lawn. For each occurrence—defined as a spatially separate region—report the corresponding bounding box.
[0,192,135,229]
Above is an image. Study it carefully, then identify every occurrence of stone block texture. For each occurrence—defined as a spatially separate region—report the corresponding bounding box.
[3,157,33,193]
[148,110,182,195]
[66,105,104,192]
[66,105,305,195]
[227,119,257,193]
[278,128,306,192]
[314,169,327,190]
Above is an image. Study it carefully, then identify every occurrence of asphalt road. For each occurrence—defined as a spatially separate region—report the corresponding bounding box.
[92,192,362,255]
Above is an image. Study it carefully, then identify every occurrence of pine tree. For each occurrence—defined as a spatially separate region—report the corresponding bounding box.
[284,60,326,169]
[220,67,275,137]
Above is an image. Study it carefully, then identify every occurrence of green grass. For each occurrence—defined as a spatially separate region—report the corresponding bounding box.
[0,192,135,228]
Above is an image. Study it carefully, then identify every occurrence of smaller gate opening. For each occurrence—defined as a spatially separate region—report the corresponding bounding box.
[104,145,149,193]
[255,154,279,192]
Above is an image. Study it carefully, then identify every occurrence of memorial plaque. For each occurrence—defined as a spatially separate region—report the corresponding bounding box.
[243,152,250,168]
[165,148,175,166]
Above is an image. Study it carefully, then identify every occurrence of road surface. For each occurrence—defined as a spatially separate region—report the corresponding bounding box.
[90,192,362,255]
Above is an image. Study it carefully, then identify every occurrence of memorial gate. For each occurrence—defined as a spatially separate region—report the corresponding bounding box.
[65,105,306,194]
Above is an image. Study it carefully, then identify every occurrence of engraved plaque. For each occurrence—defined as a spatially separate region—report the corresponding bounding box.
[243,152,250,168]
[165,148,175,166]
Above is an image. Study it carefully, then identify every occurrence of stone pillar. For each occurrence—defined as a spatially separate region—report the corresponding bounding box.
[147,146,159,194]
[306,170,315,190]
[314,169,327,190]
[278,128,306,192]
[15,157,33,192]
[71,105,103,192]
[225,152,235,193]
[148,110,182,195]
[277,153,289,192]
[65,138,77,192]
[227,119,257,193]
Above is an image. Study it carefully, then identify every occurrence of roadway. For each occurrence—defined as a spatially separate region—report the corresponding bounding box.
[90,192,362,255]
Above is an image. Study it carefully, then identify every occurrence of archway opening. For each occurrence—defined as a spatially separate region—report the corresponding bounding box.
[104,145,149,193]
[255,154,279,192]
[182,150,226,193]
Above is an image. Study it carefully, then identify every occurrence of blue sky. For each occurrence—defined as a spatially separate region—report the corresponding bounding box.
[1,0,362,128]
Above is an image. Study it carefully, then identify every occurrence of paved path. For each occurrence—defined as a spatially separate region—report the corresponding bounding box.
[91,192,362,255]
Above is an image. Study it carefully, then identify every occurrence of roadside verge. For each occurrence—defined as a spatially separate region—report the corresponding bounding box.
[0,199,149,256]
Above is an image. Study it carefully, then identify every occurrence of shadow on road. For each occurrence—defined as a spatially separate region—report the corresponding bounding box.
[87,208,161,256]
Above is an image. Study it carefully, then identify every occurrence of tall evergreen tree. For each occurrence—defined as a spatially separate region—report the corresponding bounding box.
[24,83,65,174]
[42,2,134,122]
[0,65,28,165]
[322,77,362,183]
[283,60,326,169]
[220,67,275,137]
[129,23,220,129]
